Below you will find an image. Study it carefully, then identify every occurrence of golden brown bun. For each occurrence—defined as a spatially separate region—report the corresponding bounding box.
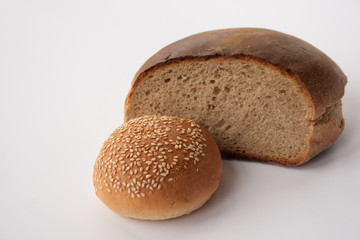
[93,115,222,220]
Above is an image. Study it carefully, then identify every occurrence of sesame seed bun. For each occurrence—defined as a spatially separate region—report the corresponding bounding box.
[93,115,222,220]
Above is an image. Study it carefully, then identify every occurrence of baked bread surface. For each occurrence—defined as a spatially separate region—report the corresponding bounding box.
[93,115,222,220]
[125,28,346,165]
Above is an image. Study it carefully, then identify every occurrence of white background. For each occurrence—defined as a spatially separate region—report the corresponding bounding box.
[1,0,360,239]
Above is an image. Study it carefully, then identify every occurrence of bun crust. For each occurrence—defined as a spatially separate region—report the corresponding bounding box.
[93,115,222,220]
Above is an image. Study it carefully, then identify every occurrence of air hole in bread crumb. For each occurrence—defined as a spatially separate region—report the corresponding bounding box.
[210,80,215,84]
[213,87,221,95]
[212,96,216,101]
[224,86,230,93]
[225,125,232,131]
[164,78,171,83]
[214,119,225,128]
[145,90,150,96]
[207,104,216,110]
[279,90,286,94]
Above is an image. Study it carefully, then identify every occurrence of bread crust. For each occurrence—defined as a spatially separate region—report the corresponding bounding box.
[124,28,346,166]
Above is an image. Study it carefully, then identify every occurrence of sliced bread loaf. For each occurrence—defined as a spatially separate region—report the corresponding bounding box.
[124,28,347,166]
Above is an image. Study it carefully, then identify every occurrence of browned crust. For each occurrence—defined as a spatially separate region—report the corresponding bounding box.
[94,116,222,220]
[126,28,347,118]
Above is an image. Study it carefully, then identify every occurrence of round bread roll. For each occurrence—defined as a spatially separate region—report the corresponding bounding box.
[93,115,222,220]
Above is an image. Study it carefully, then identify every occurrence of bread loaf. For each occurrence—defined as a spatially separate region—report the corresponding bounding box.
[124,28,346,166]
[93,115,222,220]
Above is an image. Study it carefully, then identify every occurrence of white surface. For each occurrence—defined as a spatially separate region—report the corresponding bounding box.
[1,0,359,239]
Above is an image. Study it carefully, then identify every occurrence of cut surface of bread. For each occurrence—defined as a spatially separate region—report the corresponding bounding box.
[124,28,346,166]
